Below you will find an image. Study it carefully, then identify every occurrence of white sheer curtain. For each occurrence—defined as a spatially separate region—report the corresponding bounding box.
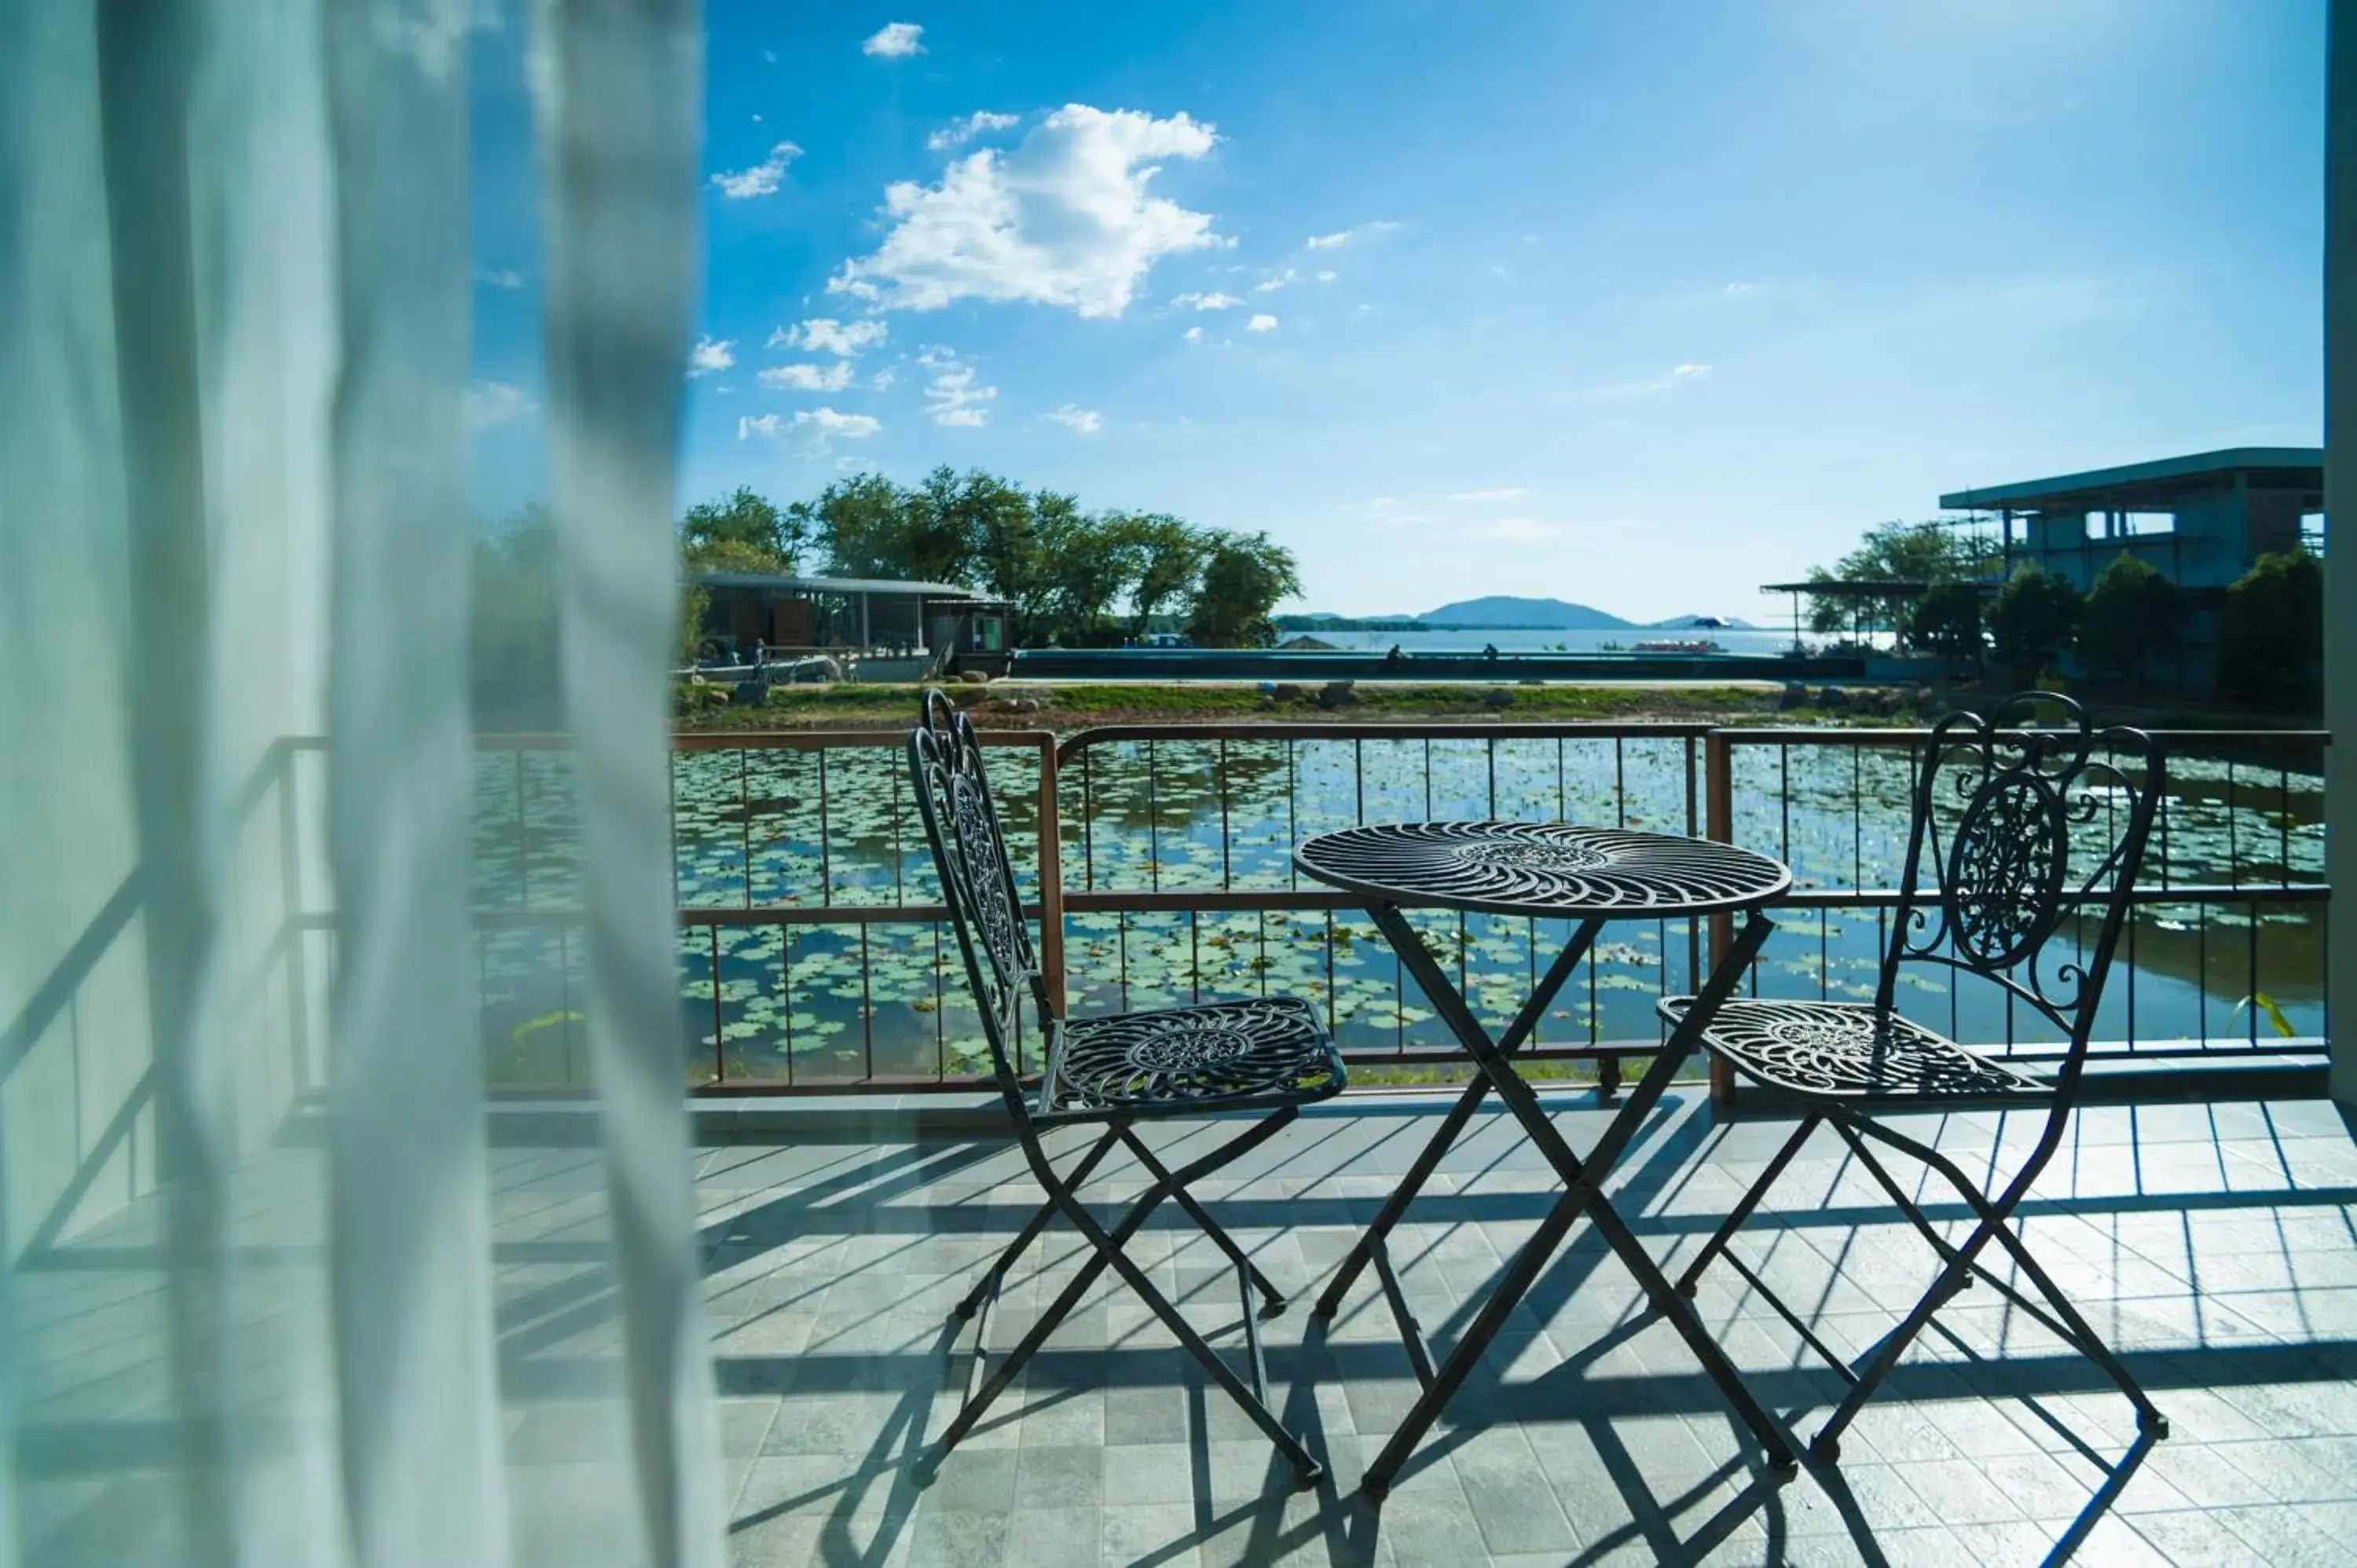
[0,2,720,1563]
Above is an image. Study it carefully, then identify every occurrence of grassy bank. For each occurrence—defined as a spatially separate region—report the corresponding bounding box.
[678,680,1801,732]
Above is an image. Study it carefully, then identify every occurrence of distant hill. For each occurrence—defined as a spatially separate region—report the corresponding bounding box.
[1646,614,1757,630]
[1417,595,1631,629]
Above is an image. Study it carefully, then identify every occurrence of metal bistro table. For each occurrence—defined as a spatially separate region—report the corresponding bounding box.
[1296,819,1796,1496]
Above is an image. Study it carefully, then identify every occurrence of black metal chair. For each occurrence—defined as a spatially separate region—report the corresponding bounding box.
[907,690,1346,1485]
[1660,692,2168,1461]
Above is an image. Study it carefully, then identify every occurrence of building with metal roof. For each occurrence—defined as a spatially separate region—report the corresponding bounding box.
[1939,447,2322,596]
[689,570,1012,677]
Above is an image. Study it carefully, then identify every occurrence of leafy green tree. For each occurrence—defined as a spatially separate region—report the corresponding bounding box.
[1187,532,1302,647]
[1985,565,2081,681]
[2217,551,2323,711]
[800,473,935,581]
[1030,494,1137,643]
[2078,555,2184,689]
[680,485,803,570]
[1910,580,1985,659]
[1802,521,1998,650]
[1110,513,1208,635]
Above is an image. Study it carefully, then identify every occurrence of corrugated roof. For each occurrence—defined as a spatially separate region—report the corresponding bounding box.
[691,571,980,596]
[1939,448,2322,511]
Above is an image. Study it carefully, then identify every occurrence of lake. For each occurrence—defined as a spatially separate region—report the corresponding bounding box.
[468,727,2326,1088]
[1288,626,1816,657]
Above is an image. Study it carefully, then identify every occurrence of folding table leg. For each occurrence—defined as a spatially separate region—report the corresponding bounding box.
[1312,913,1602,1322]
[1359,909,1793,1497]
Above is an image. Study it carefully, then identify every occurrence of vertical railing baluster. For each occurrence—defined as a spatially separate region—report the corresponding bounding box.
[1146,738,1160,892]
[1219,736,1232,888]
[817,749,833,907]
[739,746,753,907]
[709,925,724,1084]
[860,921,874,1080]
[515,749,531,909]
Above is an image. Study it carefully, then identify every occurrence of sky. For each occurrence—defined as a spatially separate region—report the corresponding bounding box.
[465,1,2325,622]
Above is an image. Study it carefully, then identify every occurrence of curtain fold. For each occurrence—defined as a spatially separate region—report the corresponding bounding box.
[0,1,720,1562]
[532,3,722,1560]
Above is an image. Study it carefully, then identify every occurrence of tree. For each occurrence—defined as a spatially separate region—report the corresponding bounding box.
[680,485,803,570]
[2078,555,2184,690]
[1910,580,1985,659]
[2217,551,2323,711]
[1187,532,1301,647]
[1802,521,1998,650]
[1030,494,1137,643]
[801,473,937,581]
[1109,513,1208,635]
[1985,565,2081,681]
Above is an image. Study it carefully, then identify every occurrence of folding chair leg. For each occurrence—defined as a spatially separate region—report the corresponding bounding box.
[1827,1117,1973,1280]
[1978,1213,2167,1436]
[925,1112,1321,1486]
[1809,1229,1986,1461]
[927,1171,1167,1467]
[1675,1109,1821,1298]
[1066,1188,1323,1483]
[1120,1125,1287,1313]
[955,1125,1125,1320]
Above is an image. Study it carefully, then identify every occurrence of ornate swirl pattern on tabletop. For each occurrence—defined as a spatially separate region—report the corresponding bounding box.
[1293,820,1790,918]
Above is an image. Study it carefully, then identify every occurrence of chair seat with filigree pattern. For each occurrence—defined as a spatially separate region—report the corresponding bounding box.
[1047,996,1345,1116]
[1657,997,2044,1099]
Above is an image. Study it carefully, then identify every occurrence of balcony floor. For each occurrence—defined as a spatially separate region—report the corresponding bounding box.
[690,1090,2357,1567]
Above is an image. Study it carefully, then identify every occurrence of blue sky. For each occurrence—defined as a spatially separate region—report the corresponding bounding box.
[467,1,2324,621]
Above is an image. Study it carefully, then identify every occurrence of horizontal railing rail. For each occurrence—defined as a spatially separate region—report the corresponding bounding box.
[449,718,2331,1095]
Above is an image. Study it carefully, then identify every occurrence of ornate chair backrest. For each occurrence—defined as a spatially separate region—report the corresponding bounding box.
[1877,692,2162,1096]
[908,689,1046,1107]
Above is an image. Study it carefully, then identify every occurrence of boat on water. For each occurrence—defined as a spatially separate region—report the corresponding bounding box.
[1631,637,1721,654]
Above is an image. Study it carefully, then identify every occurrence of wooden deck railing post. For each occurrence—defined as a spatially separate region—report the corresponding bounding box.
[1703,729,1737,1106]
[1036,738,1069,1018]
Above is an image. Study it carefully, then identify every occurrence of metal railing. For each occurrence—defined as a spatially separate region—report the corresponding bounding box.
[463,719,2330,1094]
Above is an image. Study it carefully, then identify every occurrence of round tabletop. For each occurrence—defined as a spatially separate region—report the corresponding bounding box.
[1293,820,1791,920]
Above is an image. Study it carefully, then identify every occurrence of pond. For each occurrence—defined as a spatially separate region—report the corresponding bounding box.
[467,728,2326,1087]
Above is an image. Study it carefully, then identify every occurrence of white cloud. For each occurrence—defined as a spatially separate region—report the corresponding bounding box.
[769,317,888,357]
[928,110,1021,151]
[1174,291,1244,311]
[711,142,801,199]
[1254,268,1298,294]
[830,104,1221,318]
[1723,281,1763,298]
[759,361,853,392]
[739,408,882,443]
[1659,362,1713,388]
[1046,405,1103,434]
[919,346,997,426]
[797,407,881,438]
[687,336,735,376]
[1244,313,1277,332]
[473,266,522,290]
[1305,221,1400,250]
[1451,487,1530,502]
[862,21,924,57]
[871,367,898,390]
[1315,269,1336,283]
[464,379,535,430]
[1182,325,1203,343]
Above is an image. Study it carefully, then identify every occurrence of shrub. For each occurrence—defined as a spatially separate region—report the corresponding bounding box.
[2078,555,2183,688]
[1985,565,2081,682]
[2216,551,2322,712]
